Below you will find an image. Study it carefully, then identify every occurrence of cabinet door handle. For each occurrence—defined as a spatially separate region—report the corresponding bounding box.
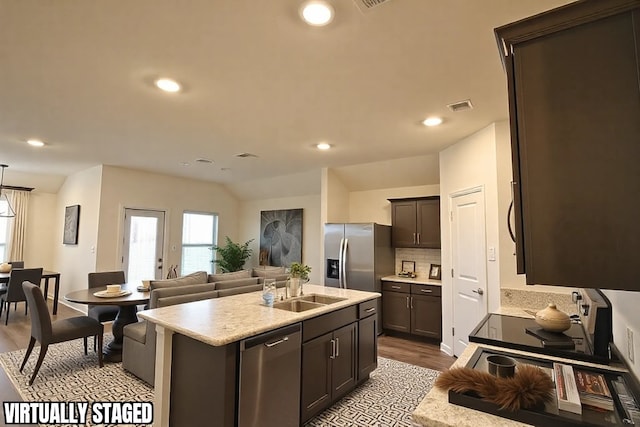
[406,296,410,309]
[391,285,401,290]
[365,307,376,313]
[329,339,336,359]
[335,337,340,358]
[410,296,414,309]
[413,233,416,244]
[417,233,420,245]
[420,289,433,293]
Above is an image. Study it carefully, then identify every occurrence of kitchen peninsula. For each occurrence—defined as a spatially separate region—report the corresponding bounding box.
[138,284,380,427]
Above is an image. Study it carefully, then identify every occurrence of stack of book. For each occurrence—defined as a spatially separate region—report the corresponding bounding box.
[553,362,582,414]
[552,362,615,413]
[574,369,614,411]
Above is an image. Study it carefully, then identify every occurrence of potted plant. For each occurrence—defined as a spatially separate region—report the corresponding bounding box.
[211,237,254,273]
[288,262,311,297]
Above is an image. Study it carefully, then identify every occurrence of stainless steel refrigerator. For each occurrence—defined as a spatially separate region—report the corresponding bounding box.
[324,223,394,333]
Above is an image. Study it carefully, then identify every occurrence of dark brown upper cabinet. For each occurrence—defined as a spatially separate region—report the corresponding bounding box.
[388,196,441,248]
[495,0,640,291]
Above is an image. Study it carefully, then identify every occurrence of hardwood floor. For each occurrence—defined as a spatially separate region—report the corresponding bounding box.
[378,333,457,372]
[0,301,453,426]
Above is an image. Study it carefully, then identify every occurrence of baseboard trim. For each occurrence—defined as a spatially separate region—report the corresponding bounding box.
[440,342,453,356]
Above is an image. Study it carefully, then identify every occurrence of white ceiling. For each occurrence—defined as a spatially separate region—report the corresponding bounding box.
[0,0,573,194]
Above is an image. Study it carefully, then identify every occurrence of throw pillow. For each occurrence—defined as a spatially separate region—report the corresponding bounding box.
[252,266,286,278]
[150,271,208,290]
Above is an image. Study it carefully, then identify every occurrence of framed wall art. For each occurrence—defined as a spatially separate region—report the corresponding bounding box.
[63,205,80,245]
[429,263,441,280]
[259,208,303,267]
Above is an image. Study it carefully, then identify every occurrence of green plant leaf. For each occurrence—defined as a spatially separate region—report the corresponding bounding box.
[212,237,254,272]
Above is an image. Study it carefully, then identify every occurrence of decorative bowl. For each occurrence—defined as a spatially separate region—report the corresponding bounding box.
[535,303,571,333]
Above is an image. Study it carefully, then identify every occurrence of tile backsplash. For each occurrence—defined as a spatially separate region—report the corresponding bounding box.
[394,248,441,279]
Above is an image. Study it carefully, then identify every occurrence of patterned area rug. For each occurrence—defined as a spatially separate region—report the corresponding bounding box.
[0,341,439,427]
[306,357,440,426]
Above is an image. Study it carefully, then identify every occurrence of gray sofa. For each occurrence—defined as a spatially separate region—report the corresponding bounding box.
[122,267,288,385]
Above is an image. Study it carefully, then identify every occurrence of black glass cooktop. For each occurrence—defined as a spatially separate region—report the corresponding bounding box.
[468,313,607,364]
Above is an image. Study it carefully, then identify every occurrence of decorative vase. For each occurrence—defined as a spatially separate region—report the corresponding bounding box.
[535,303,571,333]
[289,277,301,298]
[0,263,11,273]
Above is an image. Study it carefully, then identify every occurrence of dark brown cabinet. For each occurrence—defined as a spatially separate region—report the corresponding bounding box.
[300,301,377,424]
[382,281,441,340]
[495,0,640,290]
[301,324,357,423]
[382,282,411,332]
[357,299,378,382]
[388,197,440,248]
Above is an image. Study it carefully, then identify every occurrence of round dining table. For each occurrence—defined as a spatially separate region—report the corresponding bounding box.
[65,284,150,363]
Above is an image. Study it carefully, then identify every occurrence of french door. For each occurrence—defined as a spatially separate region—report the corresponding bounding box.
[122,209,165,285]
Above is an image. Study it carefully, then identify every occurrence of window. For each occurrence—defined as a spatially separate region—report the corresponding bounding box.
[181,212,218,275]
[0,199,9,262]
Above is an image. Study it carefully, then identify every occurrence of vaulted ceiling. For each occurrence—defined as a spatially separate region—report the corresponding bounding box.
[0,0,573,193]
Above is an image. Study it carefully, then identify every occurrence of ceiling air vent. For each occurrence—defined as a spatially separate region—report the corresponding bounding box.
[353,0,391,13]
[235,153,259,158]
[447,99,474,112]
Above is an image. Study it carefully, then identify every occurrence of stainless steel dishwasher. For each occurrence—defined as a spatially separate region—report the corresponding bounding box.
[238,323,302,427]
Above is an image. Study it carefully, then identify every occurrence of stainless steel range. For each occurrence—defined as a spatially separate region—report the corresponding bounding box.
[469,288,613,364]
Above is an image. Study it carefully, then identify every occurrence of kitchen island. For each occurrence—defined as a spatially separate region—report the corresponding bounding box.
[138,284,380,427]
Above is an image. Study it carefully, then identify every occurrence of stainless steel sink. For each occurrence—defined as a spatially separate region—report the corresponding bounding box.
[272,300,325,312]
[298,294,347,305]
[272,294,347,312]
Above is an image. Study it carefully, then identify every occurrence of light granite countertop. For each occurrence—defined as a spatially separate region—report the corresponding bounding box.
[138,284,379,347]
[412,308,627,427]
[381,275,442,286]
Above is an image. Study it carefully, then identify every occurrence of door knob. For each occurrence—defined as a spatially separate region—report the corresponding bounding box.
[472,288,484,295]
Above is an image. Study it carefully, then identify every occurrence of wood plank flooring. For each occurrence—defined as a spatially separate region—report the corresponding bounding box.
[378,334,457,371]
[0,300,455,426]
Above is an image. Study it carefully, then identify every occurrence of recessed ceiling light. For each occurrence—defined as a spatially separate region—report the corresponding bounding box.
[180,162,190,167]
[27,139,45,147]
[155,78,181,93]
[316,143,332,150]
[300,1,334,26]
[422,117,443,127]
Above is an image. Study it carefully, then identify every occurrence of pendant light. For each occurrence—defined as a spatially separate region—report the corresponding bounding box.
[0,164,16,218]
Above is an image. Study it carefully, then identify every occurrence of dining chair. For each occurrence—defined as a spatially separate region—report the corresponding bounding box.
[20,281,104,385]
[0,268,42,325]
[8,261,24,268]
[88,271,125,323]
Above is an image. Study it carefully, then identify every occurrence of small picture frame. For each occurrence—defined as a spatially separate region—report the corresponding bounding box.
[63,205,80,245]
[429,264,441,280]
[401,260,415,273]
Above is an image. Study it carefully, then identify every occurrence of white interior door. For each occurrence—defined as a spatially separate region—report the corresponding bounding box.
[122,209,165,285]
[451,188,488,357]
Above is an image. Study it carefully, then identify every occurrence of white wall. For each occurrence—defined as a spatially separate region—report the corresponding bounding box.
[602,290,640,379]
[439,124,502,355]
[96,166,239,276]
[54,166,102,308]
[322,169,350,224]
[348,184,440,224]
[239,195,322,284]
[22,192,57,269]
